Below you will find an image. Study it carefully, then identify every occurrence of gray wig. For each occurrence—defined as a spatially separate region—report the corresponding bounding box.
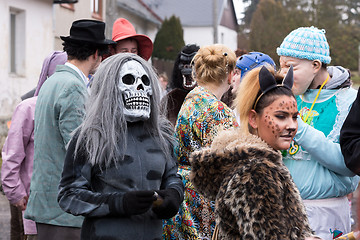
[74,53,175,167]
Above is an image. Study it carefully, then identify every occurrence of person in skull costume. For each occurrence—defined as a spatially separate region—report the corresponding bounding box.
[57,53,184,240]
[163,44,200,126]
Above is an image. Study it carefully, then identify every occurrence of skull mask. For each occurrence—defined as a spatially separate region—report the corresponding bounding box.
[118,60,152,122]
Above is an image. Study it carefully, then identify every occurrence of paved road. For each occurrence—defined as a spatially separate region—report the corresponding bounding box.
[0,192,10,240]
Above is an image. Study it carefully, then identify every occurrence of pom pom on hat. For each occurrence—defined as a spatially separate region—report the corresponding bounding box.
[276,26,331,64]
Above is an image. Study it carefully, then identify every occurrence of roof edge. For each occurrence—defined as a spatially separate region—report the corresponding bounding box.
[138,0,163,23]
[116,1,162,25]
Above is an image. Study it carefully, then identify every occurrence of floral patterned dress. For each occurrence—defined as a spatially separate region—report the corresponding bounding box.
[163,86,238,240]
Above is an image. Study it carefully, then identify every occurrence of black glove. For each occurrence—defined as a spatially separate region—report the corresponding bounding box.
[152,188,182,219]
[123,190,157,216]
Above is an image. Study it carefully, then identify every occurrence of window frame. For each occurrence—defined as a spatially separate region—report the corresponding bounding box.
[91,0,103,20]
[60,3,75,11]
[9,7,26,76]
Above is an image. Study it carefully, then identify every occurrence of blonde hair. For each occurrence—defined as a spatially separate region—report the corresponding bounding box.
[234,67,262,135]
[159,72,168,82]
[234,65,295,136]
[192,44,236,85]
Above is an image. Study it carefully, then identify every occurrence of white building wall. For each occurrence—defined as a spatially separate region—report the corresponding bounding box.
[54,1,108,51]
[183,26,214,48]
[0,0,53,119]
[218,25,238,51]
[183,26,237,51]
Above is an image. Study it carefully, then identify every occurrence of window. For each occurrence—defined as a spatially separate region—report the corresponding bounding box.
[225,0,229,9]
[91,0,103,20]
[10,13,15,73]
[60,3,75,11]
[9,8,25,76]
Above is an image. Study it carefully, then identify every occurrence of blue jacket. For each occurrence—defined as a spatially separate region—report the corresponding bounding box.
[24,65,86,227]
[284,82,359,199]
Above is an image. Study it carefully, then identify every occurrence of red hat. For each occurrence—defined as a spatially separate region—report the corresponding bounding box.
[112,18,153,61]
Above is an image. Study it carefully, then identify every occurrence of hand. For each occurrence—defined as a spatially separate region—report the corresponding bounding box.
[123,190,157,216]
[152,188,181,219]
[14,196,28,211]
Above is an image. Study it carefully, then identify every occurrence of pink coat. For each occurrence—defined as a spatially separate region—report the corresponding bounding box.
[1,96,37,235]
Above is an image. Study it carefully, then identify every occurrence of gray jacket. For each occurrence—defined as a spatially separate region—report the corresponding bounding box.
[58,121,184,240]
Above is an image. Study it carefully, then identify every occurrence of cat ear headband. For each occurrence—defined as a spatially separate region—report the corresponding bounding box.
[253,65,293,110]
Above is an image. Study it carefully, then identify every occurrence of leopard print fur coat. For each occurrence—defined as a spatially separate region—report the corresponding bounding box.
[190,129,313,240]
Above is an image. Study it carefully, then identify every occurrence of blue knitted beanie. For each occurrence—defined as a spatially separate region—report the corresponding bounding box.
[276,26,331,64]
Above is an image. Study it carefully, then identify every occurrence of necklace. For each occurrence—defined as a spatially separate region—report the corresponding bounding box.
[301,74,330,123]
[289,74,330,156]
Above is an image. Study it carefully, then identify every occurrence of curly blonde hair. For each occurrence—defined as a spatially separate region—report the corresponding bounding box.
[192,44,236,85]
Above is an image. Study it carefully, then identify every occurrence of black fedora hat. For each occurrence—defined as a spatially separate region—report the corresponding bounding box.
[60,19,115,45]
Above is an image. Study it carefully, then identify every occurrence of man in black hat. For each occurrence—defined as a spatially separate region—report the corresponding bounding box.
[24,19,115,240]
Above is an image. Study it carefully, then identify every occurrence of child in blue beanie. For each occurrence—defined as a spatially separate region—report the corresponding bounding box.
[277,26,359,240]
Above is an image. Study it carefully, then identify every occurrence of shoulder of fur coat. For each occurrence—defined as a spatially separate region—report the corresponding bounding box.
[190,129,313,239]
[189,128,282,200]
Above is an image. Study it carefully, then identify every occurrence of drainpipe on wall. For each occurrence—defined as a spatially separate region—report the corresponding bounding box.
[213,0,218,44]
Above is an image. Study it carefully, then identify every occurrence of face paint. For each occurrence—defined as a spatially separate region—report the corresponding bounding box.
[255,95,298,150]
[118,60,152,122]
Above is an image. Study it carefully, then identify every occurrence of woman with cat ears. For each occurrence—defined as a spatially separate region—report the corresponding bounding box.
[190,65,321,239]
